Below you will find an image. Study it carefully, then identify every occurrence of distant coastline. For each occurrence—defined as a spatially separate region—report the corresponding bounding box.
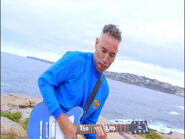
[104,71,184,97]
[27,56,184,97]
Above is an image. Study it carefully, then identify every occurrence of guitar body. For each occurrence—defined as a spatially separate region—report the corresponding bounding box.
[28,102,83,139]
[28,102,150,139]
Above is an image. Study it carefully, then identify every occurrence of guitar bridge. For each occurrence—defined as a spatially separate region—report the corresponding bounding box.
[49,116,56,139]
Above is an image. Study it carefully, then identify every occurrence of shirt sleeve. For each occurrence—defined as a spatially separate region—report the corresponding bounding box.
[38,51,84,119]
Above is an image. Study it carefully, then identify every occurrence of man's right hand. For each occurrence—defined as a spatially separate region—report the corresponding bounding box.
[57,113,77,139]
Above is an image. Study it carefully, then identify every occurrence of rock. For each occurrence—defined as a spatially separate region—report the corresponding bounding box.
[1,94,42,116]
[1,117,27,138]
[18,107,33,124]
[159,131,185,139]
[5,94,42,108]
[1,94,42,126]
[119,132,138,139]
[1,94,184,139]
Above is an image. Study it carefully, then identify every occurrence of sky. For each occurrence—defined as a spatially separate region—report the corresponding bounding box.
[1,0,184,87]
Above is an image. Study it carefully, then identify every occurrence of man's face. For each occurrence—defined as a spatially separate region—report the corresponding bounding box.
[94,33,119,73]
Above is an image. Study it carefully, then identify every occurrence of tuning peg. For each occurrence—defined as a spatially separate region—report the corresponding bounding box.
[131,120,134,124]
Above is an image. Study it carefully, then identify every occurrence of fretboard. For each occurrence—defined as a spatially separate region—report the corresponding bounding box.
[76,124,130,134]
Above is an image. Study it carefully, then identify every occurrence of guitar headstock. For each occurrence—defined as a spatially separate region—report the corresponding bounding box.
[129,120,150,134]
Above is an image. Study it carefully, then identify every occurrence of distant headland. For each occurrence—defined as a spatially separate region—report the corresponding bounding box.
[104,71,184,97]
[27,56,184,97]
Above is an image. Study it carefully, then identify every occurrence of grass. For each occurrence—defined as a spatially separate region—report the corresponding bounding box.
[21,118,29,130]
[1,111,22,123]
[1,111,29,135]
[140,130,164,139]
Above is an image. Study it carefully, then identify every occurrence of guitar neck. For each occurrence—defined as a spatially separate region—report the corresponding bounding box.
[76,124,130,134]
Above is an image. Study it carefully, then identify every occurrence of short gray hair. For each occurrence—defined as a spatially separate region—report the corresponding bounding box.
[102,24,122,42]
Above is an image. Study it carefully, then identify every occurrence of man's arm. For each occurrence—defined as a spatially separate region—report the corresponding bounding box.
[38,78,63,119]
[38,52,84,138]
[38,52,84,118]
[57,114,77,139]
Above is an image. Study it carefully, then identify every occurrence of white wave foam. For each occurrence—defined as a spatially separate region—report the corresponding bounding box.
[148,123,172,134]
[110,119,132,124]
[172,128,184,134]
[109,119,184,134]
[176,105,184,111]
[168,111,180,116]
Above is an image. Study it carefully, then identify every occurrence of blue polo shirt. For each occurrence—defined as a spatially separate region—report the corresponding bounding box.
[38,51,109,139]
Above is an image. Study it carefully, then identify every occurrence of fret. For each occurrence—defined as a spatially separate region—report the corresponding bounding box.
[90,124,92,134]
[77,124,130,134]
[127,124,129,132]
[76,121,149,135]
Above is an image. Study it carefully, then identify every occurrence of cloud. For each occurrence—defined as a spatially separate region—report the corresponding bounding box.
[1,0,184,86]
[2,0,184,40]
[118,37,184,71]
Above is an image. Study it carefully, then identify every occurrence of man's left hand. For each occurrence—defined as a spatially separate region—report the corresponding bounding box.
[96,125,107,139]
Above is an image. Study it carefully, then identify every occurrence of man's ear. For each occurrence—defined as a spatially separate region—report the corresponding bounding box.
[95,37,99,48]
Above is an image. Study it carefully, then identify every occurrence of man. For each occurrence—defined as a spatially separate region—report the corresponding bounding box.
[38,24,122,139]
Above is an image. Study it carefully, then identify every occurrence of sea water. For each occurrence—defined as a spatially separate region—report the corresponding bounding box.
[102,76,184,134]
[1,52,184,134]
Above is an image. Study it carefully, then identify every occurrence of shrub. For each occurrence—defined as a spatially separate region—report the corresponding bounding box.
[1,112,22,123]
[21,118,29,130]
[141,130,164,139]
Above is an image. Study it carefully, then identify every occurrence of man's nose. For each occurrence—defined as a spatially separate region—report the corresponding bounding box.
[102,54,109,64]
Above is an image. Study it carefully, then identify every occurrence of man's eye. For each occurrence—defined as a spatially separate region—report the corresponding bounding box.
[102,49,106,53]
[110,54,115,58]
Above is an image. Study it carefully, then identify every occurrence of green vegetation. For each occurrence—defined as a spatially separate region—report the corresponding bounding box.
[1,111,22,122]
[21,118,29,130]
[1,111,29,131]
[140,130,164,139]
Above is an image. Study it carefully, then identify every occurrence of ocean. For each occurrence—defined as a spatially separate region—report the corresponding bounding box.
[1,52,184,134]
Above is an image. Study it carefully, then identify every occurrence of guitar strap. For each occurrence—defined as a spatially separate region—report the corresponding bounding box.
[83,74,103,116]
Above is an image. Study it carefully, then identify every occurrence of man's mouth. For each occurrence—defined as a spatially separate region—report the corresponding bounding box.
[100,63,107,69]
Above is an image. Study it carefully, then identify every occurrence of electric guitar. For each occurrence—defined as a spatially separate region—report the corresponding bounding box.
[27,102,150,139]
